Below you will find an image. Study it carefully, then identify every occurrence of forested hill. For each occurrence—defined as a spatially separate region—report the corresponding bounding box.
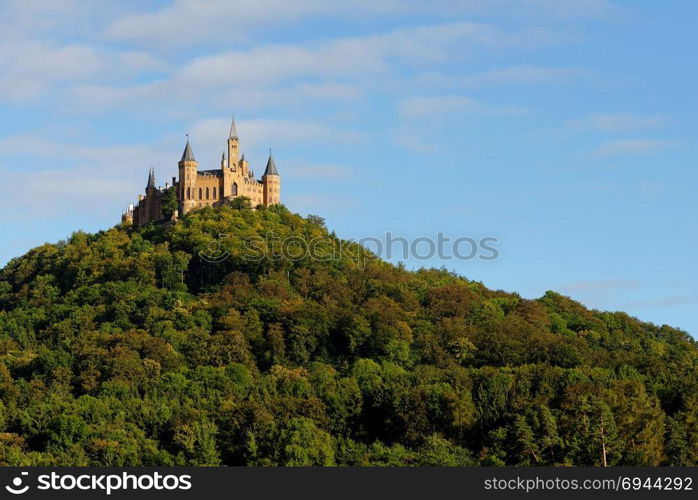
[0,202,696,466]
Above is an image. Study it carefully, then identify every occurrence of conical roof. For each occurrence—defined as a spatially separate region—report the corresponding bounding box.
[229,116,238,140]
[181,137,196,162]
[264,151,279,176]
[146,168,156,189]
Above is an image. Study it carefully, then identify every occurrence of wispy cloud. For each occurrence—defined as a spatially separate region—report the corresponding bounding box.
[284,163,353,179]
[102,0,618,49]
[591,139,674,157]
[569,112,669,132]
[61,21,559,116]
[398,95,487,118]
[0,38,167,102]
[625,295,698,309]
[557,280,643,311]
[0,135,177,221]
[188,117,363,154]
[560,280,641,293]
[462,65,591,86]
[285,193,359,215]
[398,94,534,118]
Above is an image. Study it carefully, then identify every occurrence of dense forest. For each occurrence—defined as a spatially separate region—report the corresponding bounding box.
[0,201,696,466]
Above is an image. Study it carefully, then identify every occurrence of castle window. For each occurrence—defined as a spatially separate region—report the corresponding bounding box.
[187,187,191,200]
[206,187,210,200]
[213,187,217,199]
[199,188,202,200]
[232,182,238,196]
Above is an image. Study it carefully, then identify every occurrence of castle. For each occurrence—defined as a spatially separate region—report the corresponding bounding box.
[123,117,281,226]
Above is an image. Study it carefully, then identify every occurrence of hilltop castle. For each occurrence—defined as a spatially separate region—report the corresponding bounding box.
[123,118,281,226]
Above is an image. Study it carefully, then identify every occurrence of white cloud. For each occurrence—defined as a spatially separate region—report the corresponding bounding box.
[398,94,534,118]
[403,66,593,96]
[0,41,102,100]
[568,112,668,132]
[63,20,555,116]
[102,0,619,49]
[556,279,643,311]
[169,21,544,87]
[104,0,335,47]
[393,93,534,151]
[0,0,617,111]
[560,280,641,293]
[465,65,591,85]
[0,0,120,39]
[284,193,359,215]
[0,39,167,102]
[625,295,698,310]
[398,95,487,118]
[284,163,352,179]
[591,139,674,156]
[0,134,178,222]
[188,117,362,153]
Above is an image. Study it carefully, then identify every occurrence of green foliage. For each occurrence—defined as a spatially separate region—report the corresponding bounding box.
[0,206,695,465]
[229,196,252,210]
[161,187,178,220]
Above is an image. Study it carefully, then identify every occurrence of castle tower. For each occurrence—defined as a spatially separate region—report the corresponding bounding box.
[227,116,239,167]
[146,167,156,191]
[262,150,281,206]
[239,152,249,177]
[221,117,240,199]
[178,136,198,215]
[145,167,160,222]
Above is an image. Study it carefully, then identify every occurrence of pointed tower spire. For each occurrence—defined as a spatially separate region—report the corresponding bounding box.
[181,134,196,162]
[146,167,156,189]
[264,148,279,176]
[229,115,239,140]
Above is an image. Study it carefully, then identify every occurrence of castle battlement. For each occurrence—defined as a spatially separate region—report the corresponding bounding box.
[122,117,281,226]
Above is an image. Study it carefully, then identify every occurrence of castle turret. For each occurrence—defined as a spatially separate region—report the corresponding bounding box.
[262,150,281,206]
[178,136,198,215]
[146,167,156,191]
[227,116,239,167]
[141,167,161,223]
[239,151,249,177]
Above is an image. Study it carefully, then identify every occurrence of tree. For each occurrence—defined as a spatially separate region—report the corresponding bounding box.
[161,187,178,220]
[229,196,252,210]
[276,417,335,466]
[0,202,695,466]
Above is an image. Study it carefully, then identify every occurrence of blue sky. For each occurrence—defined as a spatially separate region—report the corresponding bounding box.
[0,0,696,336]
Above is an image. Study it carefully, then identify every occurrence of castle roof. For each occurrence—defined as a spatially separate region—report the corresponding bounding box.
[229,116,238,140]
[146,167,156,189]
[264,151,279,176]
[198,169,222,177]
[181,137,196,162]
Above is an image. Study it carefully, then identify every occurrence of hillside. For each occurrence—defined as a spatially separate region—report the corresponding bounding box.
[0,203,696,466]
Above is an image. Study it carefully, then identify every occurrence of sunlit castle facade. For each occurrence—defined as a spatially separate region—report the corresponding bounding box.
[123,117,281,226]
